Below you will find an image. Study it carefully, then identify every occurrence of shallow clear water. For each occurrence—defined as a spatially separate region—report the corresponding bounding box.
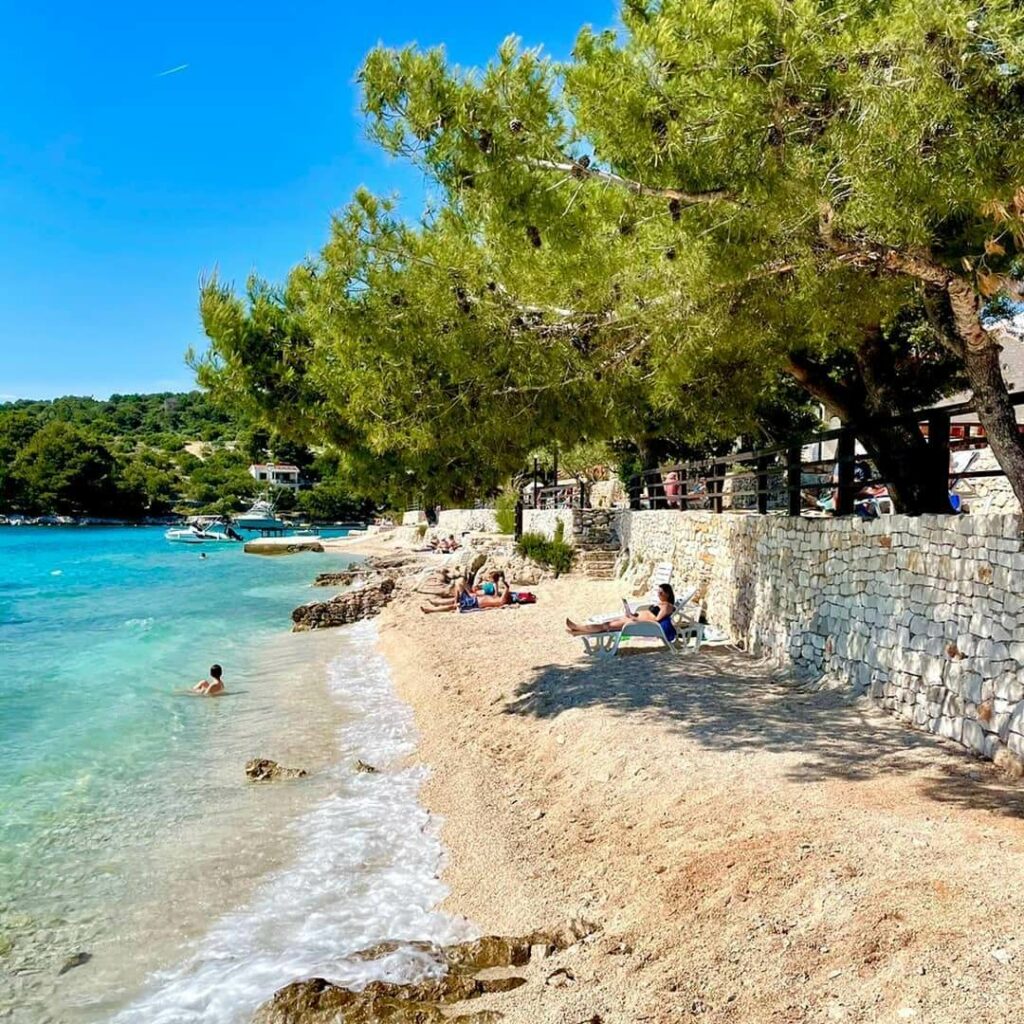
[0,528,468,1022]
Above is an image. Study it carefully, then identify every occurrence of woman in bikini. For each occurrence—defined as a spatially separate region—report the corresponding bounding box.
[565,583,677,644]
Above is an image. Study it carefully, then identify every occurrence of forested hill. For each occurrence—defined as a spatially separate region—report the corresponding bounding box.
[0,392,368,521]
[0,392,244,517]
[2,392,239,446]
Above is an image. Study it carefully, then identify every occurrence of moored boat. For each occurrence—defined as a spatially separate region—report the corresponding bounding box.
[232,499,288,535]
[164,521,239,544]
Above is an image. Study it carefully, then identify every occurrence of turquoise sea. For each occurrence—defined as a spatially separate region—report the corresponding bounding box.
[0,528,469,1023]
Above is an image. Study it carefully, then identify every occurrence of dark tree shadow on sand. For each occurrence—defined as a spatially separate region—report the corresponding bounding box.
[503,645,1024,819]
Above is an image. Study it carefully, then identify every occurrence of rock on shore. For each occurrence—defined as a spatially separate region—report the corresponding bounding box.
[291,579,396,631]
[250,924,596,1024]
[245,759,308,782]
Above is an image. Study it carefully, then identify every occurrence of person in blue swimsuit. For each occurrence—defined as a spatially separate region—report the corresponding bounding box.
[566,584,677,641]
[420,577,512,614]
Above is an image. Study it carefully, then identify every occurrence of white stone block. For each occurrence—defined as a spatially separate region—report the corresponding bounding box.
[962,718,987,754]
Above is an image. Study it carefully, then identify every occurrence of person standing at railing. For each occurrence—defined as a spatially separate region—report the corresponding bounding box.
[664,470,681,509]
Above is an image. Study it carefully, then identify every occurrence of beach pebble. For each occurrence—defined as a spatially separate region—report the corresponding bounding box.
[58,951,91,975]
[545,967,575,987]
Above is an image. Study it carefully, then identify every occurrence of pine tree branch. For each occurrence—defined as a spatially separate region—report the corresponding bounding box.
[525,158,731,206]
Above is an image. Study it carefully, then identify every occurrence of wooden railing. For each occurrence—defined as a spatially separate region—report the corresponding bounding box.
[627,392,1024,516]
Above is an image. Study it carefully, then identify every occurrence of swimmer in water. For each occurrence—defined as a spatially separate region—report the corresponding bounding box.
[200,552,208,559]
[192,664,225,696]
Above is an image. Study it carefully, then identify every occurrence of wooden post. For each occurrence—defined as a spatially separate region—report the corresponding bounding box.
[514,500,524,540]
[533,458,540,509]
[756,454,770,515]
[836,428,856,517]
[711,461,725,514]
[928,410,952,513]
[787,445,802,516]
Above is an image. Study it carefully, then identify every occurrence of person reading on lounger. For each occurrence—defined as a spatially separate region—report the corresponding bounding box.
[565,584,677,643]
[420,577,511,614]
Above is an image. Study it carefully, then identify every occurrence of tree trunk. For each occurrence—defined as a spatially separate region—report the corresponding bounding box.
[948,280,1024,513]
[851,330,952,515]
[638,438,666,509]
[784,339,951,515]
[822,227,1024,514]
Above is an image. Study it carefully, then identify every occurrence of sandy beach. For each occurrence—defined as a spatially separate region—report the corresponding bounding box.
[341,538,1024,1024]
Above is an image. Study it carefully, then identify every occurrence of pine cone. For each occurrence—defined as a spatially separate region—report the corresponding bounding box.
[668,198,681,222]
[526,225,542,248]
[509,118,524,134]
[665,247,677,261]
[478,129,493,153]
[767,125,784,147]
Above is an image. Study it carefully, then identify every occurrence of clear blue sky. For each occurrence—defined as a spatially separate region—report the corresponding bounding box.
[0,2,617,401]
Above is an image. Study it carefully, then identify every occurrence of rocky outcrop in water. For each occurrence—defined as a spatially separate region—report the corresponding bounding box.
[250,922,597,1024]
[313,569,362,587]
[245,759,308,782]
[291,579,396,631]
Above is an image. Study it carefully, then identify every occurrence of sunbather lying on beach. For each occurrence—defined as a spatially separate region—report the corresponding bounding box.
[420,577,511,614]
[565,584,677,642]
[191,663,226,696]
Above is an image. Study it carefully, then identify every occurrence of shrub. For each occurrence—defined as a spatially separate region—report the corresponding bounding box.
[516,520,574,577]
[416,523,427,539]
[495,488,519,534]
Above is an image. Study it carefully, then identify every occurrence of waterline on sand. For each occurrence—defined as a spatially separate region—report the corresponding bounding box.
[110,621,473,1024]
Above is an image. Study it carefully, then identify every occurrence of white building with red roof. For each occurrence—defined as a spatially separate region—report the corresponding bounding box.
[247,463,300,491]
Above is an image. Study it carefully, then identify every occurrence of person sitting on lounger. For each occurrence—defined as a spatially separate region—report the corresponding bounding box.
[565,584,677,643]
[420,577,511,614]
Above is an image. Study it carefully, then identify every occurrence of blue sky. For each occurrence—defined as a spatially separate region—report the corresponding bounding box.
[0,2,617,401]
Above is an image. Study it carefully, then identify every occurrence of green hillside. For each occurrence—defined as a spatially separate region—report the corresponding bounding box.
[0,392,368,520]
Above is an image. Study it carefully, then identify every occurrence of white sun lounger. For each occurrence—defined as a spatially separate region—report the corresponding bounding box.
[578,598,705,659]
[587,562,678,625]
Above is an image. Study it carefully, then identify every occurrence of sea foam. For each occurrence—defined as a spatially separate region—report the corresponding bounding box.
[110,620,473,1024]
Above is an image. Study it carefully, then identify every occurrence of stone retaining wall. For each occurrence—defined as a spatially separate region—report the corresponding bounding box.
[521,508,619,548]
[521,509,575,541]
[615,510,1024,766]
[437,508,499,534]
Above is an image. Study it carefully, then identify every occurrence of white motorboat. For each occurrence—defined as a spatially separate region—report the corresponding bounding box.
[164,522,238,544]
[232,499,288,534]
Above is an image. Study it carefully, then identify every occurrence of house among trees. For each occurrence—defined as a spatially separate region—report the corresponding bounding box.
[247,463,300,491]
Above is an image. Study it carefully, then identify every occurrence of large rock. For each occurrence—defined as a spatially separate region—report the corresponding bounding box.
[291,579,397,631]
[245,759,308,782]
[251,923,597,1024]
[365,555,416,570]
[312,570,362,587]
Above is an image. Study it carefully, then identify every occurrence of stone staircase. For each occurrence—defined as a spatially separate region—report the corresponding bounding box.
[575,548,619,580]
[572,509,621,580]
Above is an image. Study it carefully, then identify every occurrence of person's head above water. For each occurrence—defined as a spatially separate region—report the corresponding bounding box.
[209,664,223,680]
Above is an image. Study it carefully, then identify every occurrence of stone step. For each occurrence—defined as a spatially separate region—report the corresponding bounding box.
[575,547,620,580]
